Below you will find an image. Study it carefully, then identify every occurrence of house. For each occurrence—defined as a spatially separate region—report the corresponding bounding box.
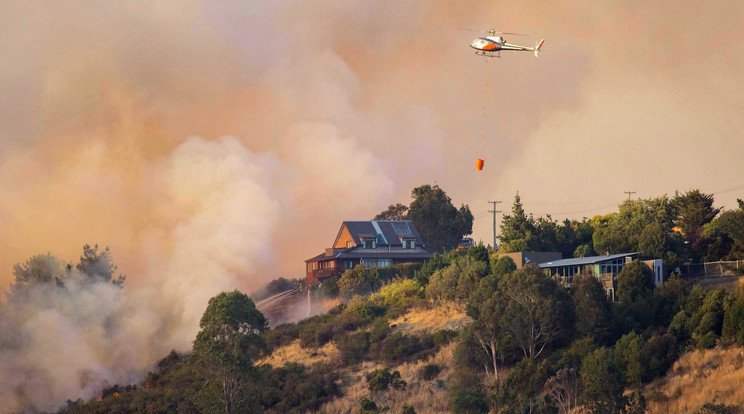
[305,220,435,285]
[539,252,664,301]
[495,251,563,269]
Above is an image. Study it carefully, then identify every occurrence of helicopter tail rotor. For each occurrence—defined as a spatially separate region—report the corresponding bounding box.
[534,39,545,58]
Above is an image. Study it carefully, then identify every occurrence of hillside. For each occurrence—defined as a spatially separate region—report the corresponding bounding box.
[262,304,469,414]
[646,347,744,413]
[56,243,744,414]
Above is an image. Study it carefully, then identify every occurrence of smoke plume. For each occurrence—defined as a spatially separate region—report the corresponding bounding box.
[1,1,744,411]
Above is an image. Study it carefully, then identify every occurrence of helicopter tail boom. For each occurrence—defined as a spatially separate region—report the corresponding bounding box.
[534,39,545,58]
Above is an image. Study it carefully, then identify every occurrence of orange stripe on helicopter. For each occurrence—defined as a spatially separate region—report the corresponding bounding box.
[483,43,498,51]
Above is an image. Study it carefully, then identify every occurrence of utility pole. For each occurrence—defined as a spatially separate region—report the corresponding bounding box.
[624,191,636,201]
[488,200,502,251]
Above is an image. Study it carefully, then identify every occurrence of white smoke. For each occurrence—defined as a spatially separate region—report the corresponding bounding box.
[0,136,290,412]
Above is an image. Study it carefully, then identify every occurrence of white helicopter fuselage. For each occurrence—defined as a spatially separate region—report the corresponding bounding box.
[470,36,544,57]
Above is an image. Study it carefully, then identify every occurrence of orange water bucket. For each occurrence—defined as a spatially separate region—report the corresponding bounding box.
[476,158,484,171]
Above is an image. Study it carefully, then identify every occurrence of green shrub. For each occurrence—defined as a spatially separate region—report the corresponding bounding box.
[450,386,488,414]
[298,321,333,348]
[344,295,387,326]
[723,298,744,345]
[431,329,457,346]
[366,367,407,392]
[258,363,341,412]
[373,278,423,315]
[337,331,370,365]
[414,253,450,286]
[641,333,677,381]
[339,265,380,299]
[263,323,299,350]
[360,397,379,414]
[490,256,517,278]
[374,332,425,362]
[401,403,416,414]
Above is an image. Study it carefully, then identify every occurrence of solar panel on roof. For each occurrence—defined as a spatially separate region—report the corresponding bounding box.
[391,222,413,237]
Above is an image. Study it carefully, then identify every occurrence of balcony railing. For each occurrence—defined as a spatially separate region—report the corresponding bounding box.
[312,268,343,279]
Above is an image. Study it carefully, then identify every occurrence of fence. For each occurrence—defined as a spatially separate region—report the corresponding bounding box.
[680,260,744,279]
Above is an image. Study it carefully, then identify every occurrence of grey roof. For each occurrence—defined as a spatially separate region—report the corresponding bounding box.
[340,220,424,246]
[306,245,435,262]
[539,252,640,268]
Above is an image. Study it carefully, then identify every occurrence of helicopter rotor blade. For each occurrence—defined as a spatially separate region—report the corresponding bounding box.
[458,29,530,36]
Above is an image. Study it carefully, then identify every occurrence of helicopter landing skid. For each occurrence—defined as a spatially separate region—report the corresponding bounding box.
[475,51,500,58]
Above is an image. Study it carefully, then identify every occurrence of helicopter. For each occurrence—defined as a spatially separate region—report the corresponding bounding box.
[469,30,544,58]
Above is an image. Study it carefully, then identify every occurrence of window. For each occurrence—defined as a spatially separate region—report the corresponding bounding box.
[362,259,391,268]
[346,241,354,248]
[344,260,355,269]
[402,240,408,249]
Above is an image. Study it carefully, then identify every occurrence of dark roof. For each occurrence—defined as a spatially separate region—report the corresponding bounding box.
[305,252,326,263]
[306,245,435,263]
[340,220,424,246]
[539,252,640,268]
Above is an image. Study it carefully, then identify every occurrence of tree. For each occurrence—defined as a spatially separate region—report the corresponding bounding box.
[556,218,596,259]
[704,208,744,260]
[77,244,126,286]
[689,288,726,349]
[471,292,506,380]
[413,253,450,286]
[455,256,489,302]
[490,256,517,278]
[338,265,380,300]
[373,203,409,220]
[10,253,67,293]
[639,222,666,259]
[545,368,580,414]
[723,296,744,345]
[572,274,613,345]
[592,197,676,257]
[425,260,462,302]
[10,245,126,300]
[492,358,552,413]
[613,332,643,387]
[674,189,721,260]
[500,264,573,359]
[193,290,267,414]
[616,260,654,304]
[407,185,473,252]
[580,348,626,413]
[499,193,535,253]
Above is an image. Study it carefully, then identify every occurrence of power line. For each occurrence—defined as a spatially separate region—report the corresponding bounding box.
[624,191,636,201]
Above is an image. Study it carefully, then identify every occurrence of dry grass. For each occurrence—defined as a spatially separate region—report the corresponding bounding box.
[318,342,458,414]
[693,276,744,291]
[389,302,471,333]
[645,346,744,413]
[257,340,340,367]
[258,302,469,412]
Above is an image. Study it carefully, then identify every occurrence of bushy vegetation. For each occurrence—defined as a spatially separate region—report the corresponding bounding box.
[366,367,407,392]
[54,188,744,413]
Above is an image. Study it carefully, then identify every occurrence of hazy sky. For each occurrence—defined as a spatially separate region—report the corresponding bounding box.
[2,2,744,410]
[1,0,743,292]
